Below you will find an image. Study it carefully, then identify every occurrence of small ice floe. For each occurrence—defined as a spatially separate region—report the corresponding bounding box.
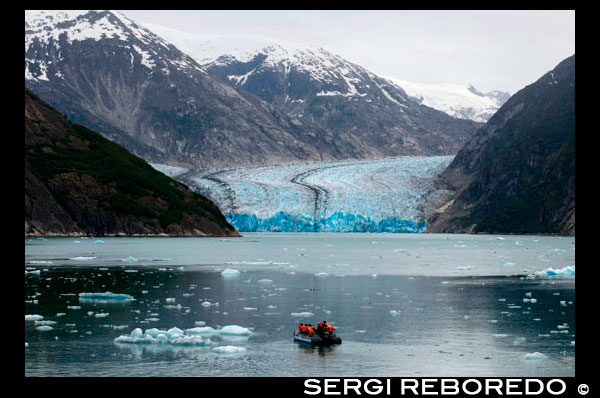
[315,273,329,277]
[79,292,135,303]
[35,320,57,326]
[226,260,273,266]
[496,237,505,240]
[243,307,257,311]
[291,312,314,317]
[186,326,217,335]
[201,301,213,307]
[94,313,110,318]
[389,310,400,316]
[194,321,206,326]
[211,345,246,354]
[523,352,547,360]
[218,325,252,336]
[36,325,53,331]
[114,327,211,346]
[25,314,44,321]
[455,266,472,271]
[560,301,567,306]
[67,306,81,310]
[221,269,241,277]
[121,256,138,263]
[95,240,105,244]
[165,298,176,303]
[70,256,97,261]
[27,260,53,265]
[25,269,41,275]
[257,279,273,284]
[493,334,508,338]
[536,265,574,276]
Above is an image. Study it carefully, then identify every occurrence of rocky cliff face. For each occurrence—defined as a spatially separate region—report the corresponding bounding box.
[426,55,575,235]
[25,88,240,237]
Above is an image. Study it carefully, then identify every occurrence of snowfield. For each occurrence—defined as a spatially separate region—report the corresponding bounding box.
[186,156,453,232]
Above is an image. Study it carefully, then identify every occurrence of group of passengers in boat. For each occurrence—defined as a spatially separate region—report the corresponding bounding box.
[298,321,334,337]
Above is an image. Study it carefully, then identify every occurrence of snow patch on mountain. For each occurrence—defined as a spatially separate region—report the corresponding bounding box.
[383,77,510,123]
[25,10,205,82]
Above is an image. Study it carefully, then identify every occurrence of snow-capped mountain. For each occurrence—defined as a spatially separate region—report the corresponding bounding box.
[142,24,509,123]
[143,24,482,157]
[383,77,511,123]
[25,11,480,170]
[25,10,328,168]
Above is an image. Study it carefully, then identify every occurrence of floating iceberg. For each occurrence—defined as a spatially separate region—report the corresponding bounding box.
[70,256,97,261]
[221,269,241,277]
[36,325,53,331]
[291,312,314,317]
[121,256,138,263]
[523,352,547,360]
[185,326,217,335]
[114,326,211,346]
[218,325,252,336]
[211,345,246,354]
[25,314,44,321]
[25,269,41,275]
[78,292,135,302]
[535,265,575,276]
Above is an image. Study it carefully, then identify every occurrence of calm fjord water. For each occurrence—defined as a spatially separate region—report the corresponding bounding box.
[25,233,575,377]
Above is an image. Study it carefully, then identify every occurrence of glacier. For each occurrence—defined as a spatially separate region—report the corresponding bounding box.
[187,156,451,233]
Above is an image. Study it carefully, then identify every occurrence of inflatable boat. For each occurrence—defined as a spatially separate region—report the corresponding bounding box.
[293,330,342,346]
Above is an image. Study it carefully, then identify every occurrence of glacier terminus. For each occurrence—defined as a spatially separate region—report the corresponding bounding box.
[166,156,454,233]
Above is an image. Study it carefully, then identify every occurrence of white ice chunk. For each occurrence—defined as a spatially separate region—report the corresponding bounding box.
[291,312,314,317]
[523,352,547,360]
[36,325,53,331]
[25,314,44,321]
[78,292,135,302]
[211,345,247,354]
[221,269,241,277]
[218,325,252,336]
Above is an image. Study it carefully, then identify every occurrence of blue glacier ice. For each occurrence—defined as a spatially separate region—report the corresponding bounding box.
[226,211,426,233]
[189,156,452,233]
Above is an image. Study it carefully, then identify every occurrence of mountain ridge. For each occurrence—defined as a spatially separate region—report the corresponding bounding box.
[25,10,481,171]
[425,55,575,235]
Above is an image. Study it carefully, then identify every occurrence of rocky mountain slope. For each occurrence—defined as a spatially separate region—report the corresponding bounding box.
[25,10,326,169]
[146,24,508,124]
[25,88,239,237]
[25,10,482,172]
[201,43,483,156]
[426,55,575,235]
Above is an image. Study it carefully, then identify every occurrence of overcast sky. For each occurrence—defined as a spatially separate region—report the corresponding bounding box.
[120,10,575,94]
